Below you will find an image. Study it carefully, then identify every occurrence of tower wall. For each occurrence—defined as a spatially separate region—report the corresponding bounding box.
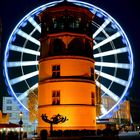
[38,1,96,133]
[38,106,96,131]
[38,56,96,131]
[39,56,95,80]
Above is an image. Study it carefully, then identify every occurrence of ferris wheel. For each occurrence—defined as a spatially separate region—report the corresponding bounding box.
[3,0,134,119]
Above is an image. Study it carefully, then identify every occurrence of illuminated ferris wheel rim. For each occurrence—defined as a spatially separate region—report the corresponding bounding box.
[66,0,133,119]
[3,0,134,119]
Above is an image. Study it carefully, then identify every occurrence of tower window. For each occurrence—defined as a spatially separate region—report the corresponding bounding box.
[52,65,60,78]
[68,38,84,55]
[69,18,80,29]
[53,20,57,28]
[50,39,65,56]
[91,67,94,80]
[52,90,60,105]
[91,92,95,106]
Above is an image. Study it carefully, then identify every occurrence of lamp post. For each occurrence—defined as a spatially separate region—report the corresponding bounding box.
[19,112,23,140]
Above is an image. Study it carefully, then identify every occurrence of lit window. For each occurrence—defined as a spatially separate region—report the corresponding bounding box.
[91,92,95,106]
[52,90,60,105]
[75,19,80,28]
[58,20,64,29]
[52,65,60,78]
[69,18,80,29]
[53,19,57,28]
[46,27,49,31]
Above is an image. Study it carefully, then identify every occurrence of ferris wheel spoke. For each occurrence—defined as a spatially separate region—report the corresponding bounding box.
[4,1,134,117]
[92,18,111,38]
[96,80,119,102]
[18,83,38,100]
[9,44,40,55]
[95,70,128,86]
[95,62,131,69]
[10,71,39,85]
[7,61,38,67]
[101,104,108,114]
[28,17,41,33]
[16,29,40,46]
[94,32,121,50]
[94,47,128,58]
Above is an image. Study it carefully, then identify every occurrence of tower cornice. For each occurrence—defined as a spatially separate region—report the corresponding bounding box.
[40,32,94,42]
[39,77,95,85]
[39,55,95,63]
[38,2,94,22]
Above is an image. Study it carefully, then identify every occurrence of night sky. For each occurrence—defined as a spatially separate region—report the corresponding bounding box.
[0,0,140,103]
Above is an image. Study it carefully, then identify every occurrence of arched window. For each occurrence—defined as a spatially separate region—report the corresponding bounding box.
[85,40,93,58]
[49,39,65,56]
[68,38,84,55]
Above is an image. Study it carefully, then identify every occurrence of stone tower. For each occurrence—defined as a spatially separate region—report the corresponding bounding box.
[38,1,96,132]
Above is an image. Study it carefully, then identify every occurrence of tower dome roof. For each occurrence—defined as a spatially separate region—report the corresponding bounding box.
[39,0,94,22]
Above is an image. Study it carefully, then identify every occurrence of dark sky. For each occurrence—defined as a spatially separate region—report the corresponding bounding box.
[0,0,140,100]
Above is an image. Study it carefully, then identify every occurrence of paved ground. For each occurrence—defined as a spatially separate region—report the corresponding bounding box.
[27,131,140,140]
[118,131,140,140]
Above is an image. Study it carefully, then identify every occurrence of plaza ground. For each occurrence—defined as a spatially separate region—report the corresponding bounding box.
[26,131,140,140]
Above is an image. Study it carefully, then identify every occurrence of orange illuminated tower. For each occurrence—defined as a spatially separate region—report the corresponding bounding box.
[38,1,96,131]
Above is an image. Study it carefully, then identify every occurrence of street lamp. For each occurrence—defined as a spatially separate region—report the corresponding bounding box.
[19,112,23,140]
